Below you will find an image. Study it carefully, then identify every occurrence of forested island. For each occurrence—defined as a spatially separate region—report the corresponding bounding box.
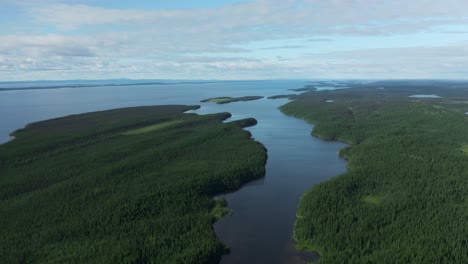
[0,105,266,263]
[201,96,263,104]
[281,81,468,263]
[267,94,297,100]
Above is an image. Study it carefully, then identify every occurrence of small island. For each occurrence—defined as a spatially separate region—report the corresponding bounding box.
[201,96,263,104]
[289,86,317,92]
[267,94,297,100]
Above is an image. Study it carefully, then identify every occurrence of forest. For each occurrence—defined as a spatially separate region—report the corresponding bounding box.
[281,82,468,263]
[201,96,263,104]
[0,105,266,263]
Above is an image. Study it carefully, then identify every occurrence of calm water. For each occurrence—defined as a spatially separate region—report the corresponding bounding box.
[0,80,302,144]
[195,99,347,263]
[0,80,348,263]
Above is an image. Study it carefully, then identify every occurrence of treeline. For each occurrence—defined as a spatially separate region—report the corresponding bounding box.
[0,105,267,263]
[281,87,468,263]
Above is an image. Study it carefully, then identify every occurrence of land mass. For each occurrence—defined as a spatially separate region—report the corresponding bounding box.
[201,96,263,104]
[267,94,297,100]
[0,80,248,92]
[282,81,468,263]
[289,87,317,92]
[0,105,267,263]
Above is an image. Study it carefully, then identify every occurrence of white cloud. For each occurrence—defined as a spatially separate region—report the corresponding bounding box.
[29,1,468,34]
[3,0,468,80]
[300,44,468,78]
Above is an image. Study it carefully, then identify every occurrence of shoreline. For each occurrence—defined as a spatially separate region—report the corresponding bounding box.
[0,135,16,145]
[278,106,351,263]
[277,83,468,262]
[214,99,348,264]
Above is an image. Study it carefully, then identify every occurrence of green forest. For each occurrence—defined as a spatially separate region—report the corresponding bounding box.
[0,105,266,263]
[281,83,468,263]
[201,96,263,104]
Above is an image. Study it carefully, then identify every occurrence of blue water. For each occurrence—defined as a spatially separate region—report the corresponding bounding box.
[0,80,348,263]
[196,98,347,264]
[0,80,303,144]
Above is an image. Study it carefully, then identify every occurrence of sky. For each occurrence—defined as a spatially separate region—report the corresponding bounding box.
[2,0,468,81]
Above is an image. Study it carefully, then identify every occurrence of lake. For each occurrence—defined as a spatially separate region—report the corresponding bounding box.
[0,80,348,263]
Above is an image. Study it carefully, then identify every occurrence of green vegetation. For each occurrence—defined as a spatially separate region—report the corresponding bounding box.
[0,105,267,263]
[267,94,297,100]
[202,97,232,103]
[289,87,317,92]
[201,96,263,104]
[361,195,386,206]
[462,145,468,155]
[211,198,232,220]
[281,82,468,263]
[122,120,183,135]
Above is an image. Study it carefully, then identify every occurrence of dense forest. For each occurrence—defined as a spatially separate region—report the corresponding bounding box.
[281,83,468,263]
[0,105,267,263]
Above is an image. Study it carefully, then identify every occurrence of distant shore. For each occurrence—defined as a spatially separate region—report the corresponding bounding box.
[0,80,257,92]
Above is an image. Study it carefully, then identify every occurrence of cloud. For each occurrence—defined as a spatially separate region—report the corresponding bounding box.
[16,1,468,58]
[298,44,468,78]
[3,0,468,80]
[16,0,467,57]
[442,30,468,34]
[305,45,468,59]
[28,1,468,34]
[0,34,97,58]
[4,44,468,80]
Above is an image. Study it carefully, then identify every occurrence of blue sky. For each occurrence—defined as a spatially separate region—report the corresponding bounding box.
[2,0,468,80]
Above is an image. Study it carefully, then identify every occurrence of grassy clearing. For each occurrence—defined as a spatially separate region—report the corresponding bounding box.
[362,195,385,205]
[463,145,468,155]
[211,198,232,220]
[122,120,183,135]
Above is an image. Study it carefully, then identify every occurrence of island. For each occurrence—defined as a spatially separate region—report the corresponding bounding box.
[283,81,468,263]
[267,94,297,100]
[0,105,267,263]
[201,96,263,104]
[289,86,317,92]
